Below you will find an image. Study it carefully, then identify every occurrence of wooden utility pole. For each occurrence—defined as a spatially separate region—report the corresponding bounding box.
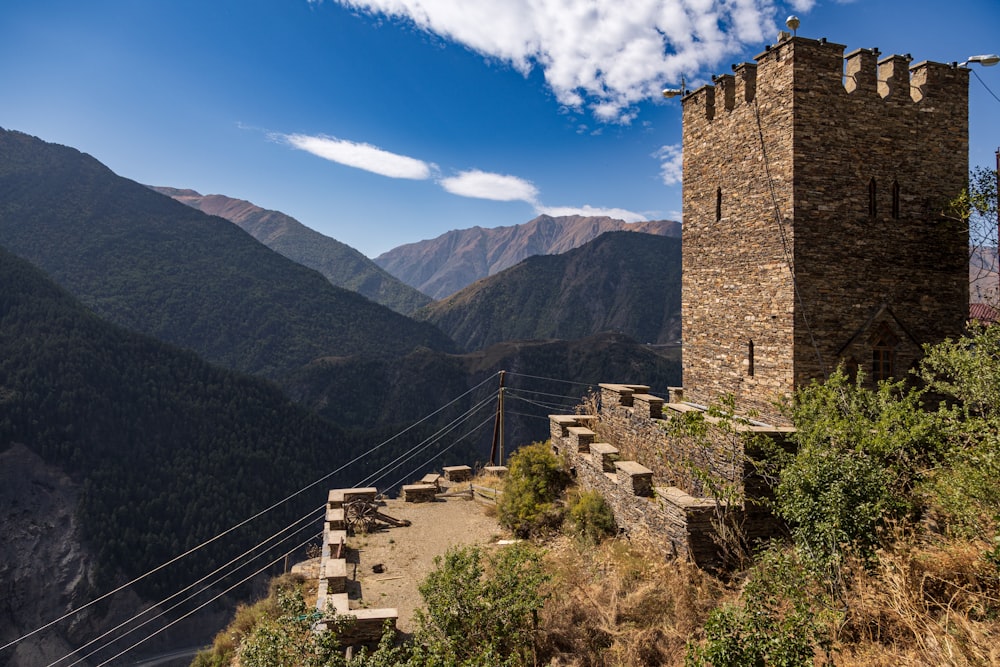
[488,371,505,466]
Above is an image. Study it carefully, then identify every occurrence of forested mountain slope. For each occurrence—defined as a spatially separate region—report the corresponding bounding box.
[375,214,680,299]
[0,245,398,662]
[150,186,432,315]
[285,332,681,451]
[415,231,682,351]
[0,244,368,592]
[0,129,454,380]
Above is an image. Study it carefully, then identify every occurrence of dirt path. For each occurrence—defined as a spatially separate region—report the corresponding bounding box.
[344,495,505,635]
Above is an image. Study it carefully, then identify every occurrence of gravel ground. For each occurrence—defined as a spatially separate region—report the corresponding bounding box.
[343,494,505,635]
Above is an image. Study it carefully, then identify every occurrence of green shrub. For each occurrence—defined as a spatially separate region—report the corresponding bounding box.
[567,489,616,545]
[414,543,549,667]
[498,441,571,537]
[686,548,832,667]
[776,367,945,574]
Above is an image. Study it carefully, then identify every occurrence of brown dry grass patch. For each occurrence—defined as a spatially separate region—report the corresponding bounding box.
[537,536,728,666]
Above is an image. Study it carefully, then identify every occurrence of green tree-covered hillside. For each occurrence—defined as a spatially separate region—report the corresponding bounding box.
[0,128,454,380]
[0,245,374,594]
[416,231,682,351]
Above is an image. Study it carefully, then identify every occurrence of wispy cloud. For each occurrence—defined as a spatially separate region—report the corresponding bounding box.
[326,0,785,122]
[439,170,539,203]
[537,204,648,222]
[654,144,683,186]
[281,133,434,179]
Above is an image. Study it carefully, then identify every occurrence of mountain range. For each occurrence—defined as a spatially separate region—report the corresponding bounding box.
[415,231,682,351]
[0,126,684,666]
[0,128,453,380]
[374,214,681,299]
[149,186,432,315]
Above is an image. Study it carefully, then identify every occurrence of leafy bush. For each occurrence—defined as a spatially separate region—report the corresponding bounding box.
[414,543,549,666]
[776,367,945,573]
[567,489,617,545]
[686,548,832,667]
[498,441,571,537]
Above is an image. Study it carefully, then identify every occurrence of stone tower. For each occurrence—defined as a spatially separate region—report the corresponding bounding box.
[680,36,970,426]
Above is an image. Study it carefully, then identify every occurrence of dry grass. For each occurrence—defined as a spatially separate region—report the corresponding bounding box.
[537,536,728,666]
[834,537,1000,666]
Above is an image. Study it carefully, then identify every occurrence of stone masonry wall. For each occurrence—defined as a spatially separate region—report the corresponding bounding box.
[552,384,792,567]
[682,36,969,425]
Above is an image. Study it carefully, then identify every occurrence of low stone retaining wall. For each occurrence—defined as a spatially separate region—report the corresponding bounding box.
[317,486,398,646]
[551,383,793,568]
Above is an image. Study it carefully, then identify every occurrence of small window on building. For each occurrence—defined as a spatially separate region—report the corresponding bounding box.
[747,339,755,377]
[716,187,722,222]
[891,179,900,219]
[868,177,877,218]
[871,323,898,382]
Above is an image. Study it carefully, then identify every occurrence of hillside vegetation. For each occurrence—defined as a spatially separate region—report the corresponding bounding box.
[151,187,432,315]
[0,128,454,381]
[374,214,680,299]
[415,231,681,351]
[0,245,372,597]
[212,332,1000,666]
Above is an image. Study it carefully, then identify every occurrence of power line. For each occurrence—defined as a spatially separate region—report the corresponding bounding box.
[2,373,500,655]
[91,533,321,667]
[52,507,324,667]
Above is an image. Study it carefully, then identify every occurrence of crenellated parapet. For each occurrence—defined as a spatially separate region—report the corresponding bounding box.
[683,36,968,123]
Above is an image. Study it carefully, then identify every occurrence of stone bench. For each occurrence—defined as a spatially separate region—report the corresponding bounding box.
[589,442,620,472]
[442,465,472,482]
[483,465,508,477]
[420,473,441,489]
[401,483,437,502]
[615,460,654,497]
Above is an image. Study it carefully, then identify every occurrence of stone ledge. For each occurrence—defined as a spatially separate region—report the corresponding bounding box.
[633,394,665,419]
[566,426,596,452]
[326,507,345,530]
[328,487,378,508]
[589,442,620,472]
[401,483,437,502]
[442,465,472,482]
[614,460,654,497]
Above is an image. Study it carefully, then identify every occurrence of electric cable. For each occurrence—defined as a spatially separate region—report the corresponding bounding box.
[384,412,497,490]
[2,372,500,655]
[52,507,324,667]
[90,532,321,667]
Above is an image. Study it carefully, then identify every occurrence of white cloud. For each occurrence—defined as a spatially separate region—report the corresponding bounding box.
[439,169,540,202]
[787,0,815,11]
[536,204,647,222]
[281,133,434,179]
[329,0,783,122]
[653,143,683,186]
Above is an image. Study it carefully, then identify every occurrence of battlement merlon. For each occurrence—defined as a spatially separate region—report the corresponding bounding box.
[681,36,968,120]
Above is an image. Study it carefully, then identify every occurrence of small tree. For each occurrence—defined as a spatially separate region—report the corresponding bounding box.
[947,166,999,305]
[498,441,570,537]
[776,368,945,581]
[567,489,617,545]
[414,543,549,667]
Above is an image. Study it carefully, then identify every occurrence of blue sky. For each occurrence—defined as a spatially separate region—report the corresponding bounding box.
[2,0,998,257]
